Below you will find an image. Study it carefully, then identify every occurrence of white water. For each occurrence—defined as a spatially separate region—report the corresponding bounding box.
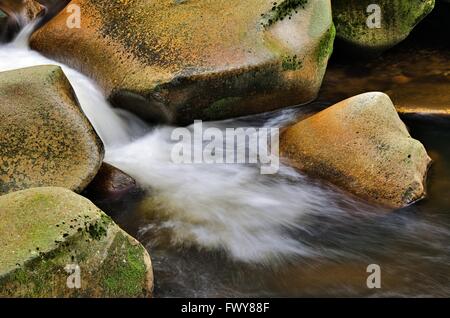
[0,23,135,146]
[0,25,376,263]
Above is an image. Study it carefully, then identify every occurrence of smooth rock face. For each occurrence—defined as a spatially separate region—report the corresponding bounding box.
[31,0,335,124]
[0,187,153,297]
[83,162,139,203]
[0,65,104,195]
[333,0,435,54]
[280,92,432,208]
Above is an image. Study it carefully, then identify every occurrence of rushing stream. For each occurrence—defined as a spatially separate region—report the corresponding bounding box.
[1,21,450,297]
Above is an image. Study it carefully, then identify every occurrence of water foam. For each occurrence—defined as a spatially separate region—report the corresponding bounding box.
[0,26,374,263]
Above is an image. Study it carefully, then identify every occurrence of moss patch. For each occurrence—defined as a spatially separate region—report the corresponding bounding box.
[282,54,303,71]
[316,24,336,65]
[0,188,152,297]
[203,97,242,119]
[332,0,435,52]
[261,0,309,27]
[101,232,148,297]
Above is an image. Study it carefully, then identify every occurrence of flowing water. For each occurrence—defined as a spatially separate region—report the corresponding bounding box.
[1,22,449,297]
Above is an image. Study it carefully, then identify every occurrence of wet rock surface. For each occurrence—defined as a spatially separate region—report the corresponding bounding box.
[31,0,335,124]
[0,187,153,297]
[0,65,104,195]
[281,92,432,208]
[332,0,435,55]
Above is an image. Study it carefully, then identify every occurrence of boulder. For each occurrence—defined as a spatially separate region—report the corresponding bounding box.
[280,92,432,208]
[31,0,335,124]
[0,65,104,195]
[83,162,140,203]
[0,187,153,297]
[332,0,435,55]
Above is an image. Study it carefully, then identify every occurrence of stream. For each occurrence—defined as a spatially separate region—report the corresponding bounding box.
[1,19,449,297]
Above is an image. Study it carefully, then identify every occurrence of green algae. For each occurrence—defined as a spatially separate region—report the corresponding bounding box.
[282,54,303,71]
[316,24,336,65]
[0,188,152,297]
[203,97,242,118]
[333,0,435,52]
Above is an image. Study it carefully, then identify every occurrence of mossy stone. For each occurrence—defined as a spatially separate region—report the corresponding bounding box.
[0,187,153,297]
[333,0,435,55]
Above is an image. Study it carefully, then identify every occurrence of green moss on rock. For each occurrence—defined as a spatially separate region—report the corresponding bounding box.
[203,97,243,119]
[282,54,303,71]
[0,187,153,298]
[332,0,435,54]
[101,232,149,297]
[316,24,336,64]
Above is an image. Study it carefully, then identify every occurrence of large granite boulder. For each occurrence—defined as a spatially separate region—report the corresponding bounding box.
[31,0,335,124]
[0,65,104,195]
[332,0,435,55]
[0,187,153,297]
[280,92,432,208]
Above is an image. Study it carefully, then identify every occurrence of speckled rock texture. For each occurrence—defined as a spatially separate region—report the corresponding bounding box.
[31,0,335,124]
[0,187,153,298]
[280,92,432,209]
[0,65,104,195]
[333,0,435,54]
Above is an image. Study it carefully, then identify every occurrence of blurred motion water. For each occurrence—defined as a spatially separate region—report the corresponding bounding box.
[0,10,449,297]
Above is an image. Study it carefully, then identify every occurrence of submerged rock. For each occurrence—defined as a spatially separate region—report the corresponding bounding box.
[333,0,435,55]
[31,0,335,124]
[0,65,104,195]
[0,187,153,297]
[280,92,432,208]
